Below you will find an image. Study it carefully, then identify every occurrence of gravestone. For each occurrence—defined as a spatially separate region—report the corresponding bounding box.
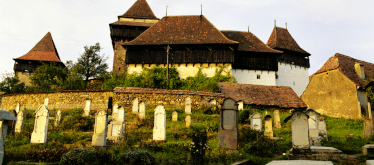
[185,97,191,114]
[138,102,146,120]
[318,116,328,140]
[218,98,238,150]
[15,103,21,113]
[210,99,217,111]
[107,107,126,143]
[237,101,244,110]
[44,98,49,107]
[364,119,374,138]
[185,115,191,127]
[31,105,49,143]
[305,109,321,146]
[172,111,178,122]
[285,110,310,150]
[15,110,25,133]
[132,97,139,114]
[83,99,91,116]
[369,102,372,119]
[0,110,17,165]
[54,110,62,127]
[274,110,281,129]
[153,105,166,141]
[92,110,108,146]
[264,115,273,137]
[112,103,119,121]
[251,112,262,131]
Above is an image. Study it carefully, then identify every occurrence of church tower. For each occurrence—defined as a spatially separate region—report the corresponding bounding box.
[110,0,159,73]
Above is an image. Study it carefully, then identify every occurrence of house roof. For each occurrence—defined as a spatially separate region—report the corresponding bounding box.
[14,32,62,63]
[121,0,158,20]
[313,53,374,87]
[221,31,282,53]
[110,20,155,27]
[266,27,310,55]
[218,82,307,108]
[123,15,239,46]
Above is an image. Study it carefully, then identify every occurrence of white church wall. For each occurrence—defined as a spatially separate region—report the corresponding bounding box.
[231,69,276,86]
[276,62,309,96]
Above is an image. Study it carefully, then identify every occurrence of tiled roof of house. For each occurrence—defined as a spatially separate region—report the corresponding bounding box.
[114,87,225,97]
[123,15,238,46]
[121,0,158,19]
[14,32,62,62]
[221,31,282,53]
[218,82,307,108]
[110,20,155,27]
[313,53,374,87]
[266,27,310,55]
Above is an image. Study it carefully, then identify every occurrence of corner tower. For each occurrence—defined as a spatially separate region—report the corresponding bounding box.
[110,0,159,73]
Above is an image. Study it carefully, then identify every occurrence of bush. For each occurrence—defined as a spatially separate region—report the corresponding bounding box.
[188,125,208,165]
[60,148,99,165]
[114,149,156,165]
[58,109,94,131]
[238,110,250,124]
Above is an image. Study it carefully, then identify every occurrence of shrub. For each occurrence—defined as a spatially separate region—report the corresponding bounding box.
[58,109,94,131]
[114,149,156,165]
[238,109,250,124]
[188,125,208,165]
[60,148,99,165]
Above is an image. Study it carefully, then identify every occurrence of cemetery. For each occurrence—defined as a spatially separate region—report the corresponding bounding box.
[1,95,374,165]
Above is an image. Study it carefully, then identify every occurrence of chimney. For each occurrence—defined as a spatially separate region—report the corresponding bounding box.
[354,62,365,79]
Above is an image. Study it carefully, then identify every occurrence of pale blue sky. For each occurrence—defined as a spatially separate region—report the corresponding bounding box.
[1,0,373,78]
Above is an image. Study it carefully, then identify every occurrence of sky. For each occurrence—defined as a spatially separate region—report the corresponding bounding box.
[1,0,374,78]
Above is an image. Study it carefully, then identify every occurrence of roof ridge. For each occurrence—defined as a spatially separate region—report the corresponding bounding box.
[266,26,310,55]
[122,0,158,20]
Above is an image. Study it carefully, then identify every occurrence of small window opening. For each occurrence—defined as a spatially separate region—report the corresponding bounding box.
[293,81,295,85]
[257,74,261,79]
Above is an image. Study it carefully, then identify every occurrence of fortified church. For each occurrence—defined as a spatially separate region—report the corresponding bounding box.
[110,0,311,96]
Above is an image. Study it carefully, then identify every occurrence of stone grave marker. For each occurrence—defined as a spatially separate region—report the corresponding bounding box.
[284,110,310,150]
[138,102,146,120]
[305,109,321,146]
[210,99,217,111]
[31,105,49,144]
[237,101,244,110]
[54,110,62,127]
[264,115,273,137]
[83,99,91,116]
[185,97,191,114]
[218,98,238,150]
[364,118,374,138]
[15,103,21,113]
[318,116,328,140]
[117,106,125,123]
[185,115,191,127]
[0,110,17,165]
[44,98,49,107]
[92,110,108,146]
[274,110,281,129]
[107,107,126,143]
[153,105,166,141]
[172,111,178,122]
[112,103,119,121]
[251,112,262,131]
[132,97,139,114]
[15,110,25,133]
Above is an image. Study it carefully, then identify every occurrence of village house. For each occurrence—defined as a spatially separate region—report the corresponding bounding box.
[301,53,374,119]
[12,32,65,86]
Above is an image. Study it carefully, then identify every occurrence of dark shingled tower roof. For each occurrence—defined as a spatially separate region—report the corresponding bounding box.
[121,0,158,19]
[267,27,310,55]
[14,32,62,62]
[312,53,374,87]
[123,15,238,46]
[221,31,282,53]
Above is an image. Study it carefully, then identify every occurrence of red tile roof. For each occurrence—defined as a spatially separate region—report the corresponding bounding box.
[218,82,307,108]
[14,32,62,62]
[123,15,239,46]
[221,31,282,53]
[266,27,310,55]
[313,53,374,87]
[121,0,158,20]
[110,20,155,27]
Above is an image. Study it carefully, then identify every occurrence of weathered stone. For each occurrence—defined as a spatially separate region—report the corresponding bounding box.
[112,103,119,121]
[264,115,273,137]
[92,110,108,146]
[15,103,21,113]
[318,116,328,140]
[153,105,166,141]
[218,98,238,150]
[107,121,126,143]
[251,112,262,131]
[185,97,191,114]
[138,102,146,120]
[0,110,17,165]
[15,110,25,133]
[83,99,91,116]
[185,115,191,127]
[237,101,244,110]
[54,110,62,127]
[363,144,374,155]
[132,97,139,114]
[172,111,178,122]
[274,110,281,129]
[31,105,49,144]
[305,109,321,146]
[117,106,125,123]
[289,110,310,149]
[364,119,374,138]
[44,98,49,107]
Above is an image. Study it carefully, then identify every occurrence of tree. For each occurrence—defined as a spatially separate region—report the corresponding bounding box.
[77,43,108,87]
[29,62,68,92]
[0,72,26,94]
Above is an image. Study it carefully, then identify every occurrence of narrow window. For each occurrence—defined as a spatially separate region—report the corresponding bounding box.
[293,81,295,85]
[257,74,261,79]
